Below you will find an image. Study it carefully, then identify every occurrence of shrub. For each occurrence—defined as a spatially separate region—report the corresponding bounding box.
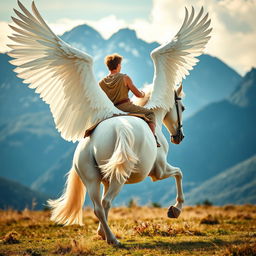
[25,249,42,256]
[150,202,162,208]
[202,199,213,206]
[54,243,72,255]
[3,231,20,244]
[127,198,138,208]
[224,242,256,256]
[223,204,236,211]
[200,215,220,225]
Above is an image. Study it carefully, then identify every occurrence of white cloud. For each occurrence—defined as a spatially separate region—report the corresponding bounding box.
[1,0,255,75]
[0,21,13,53]
[0,15,127,53]
[85,15,127,39]
[28,15,126,39]
[130,0,256,75]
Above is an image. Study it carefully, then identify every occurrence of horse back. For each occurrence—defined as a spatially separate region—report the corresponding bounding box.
[90,116,157,182]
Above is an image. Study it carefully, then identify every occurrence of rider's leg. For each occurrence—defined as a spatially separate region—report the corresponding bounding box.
[148,122,155,133]
[148,122,161,147]
[116,102,160,147]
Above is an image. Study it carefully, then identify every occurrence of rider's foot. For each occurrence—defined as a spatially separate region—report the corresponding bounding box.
[154,135,161,147]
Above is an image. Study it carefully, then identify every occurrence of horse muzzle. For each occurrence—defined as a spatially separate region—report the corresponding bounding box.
[171,130,185,144]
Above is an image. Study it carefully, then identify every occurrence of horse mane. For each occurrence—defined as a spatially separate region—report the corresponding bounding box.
[131,84,153,107]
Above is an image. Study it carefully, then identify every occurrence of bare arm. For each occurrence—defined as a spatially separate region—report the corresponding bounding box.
[124,75,145,98]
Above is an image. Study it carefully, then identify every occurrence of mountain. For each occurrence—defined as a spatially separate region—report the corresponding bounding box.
[0,24,244,202]
[184,54,241,118]
[0,112,71,186]
[33,68,256,206]
[168,68,256,183]
[31,146,76,196]
[60,26,241,118]
[0,54,49,124]
[229,67,256,108]
[61,24,105,52]
[0,176,48,210]
[185,155,256,205]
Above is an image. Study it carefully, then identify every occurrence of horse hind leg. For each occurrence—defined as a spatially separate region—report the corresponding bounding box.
[97,181,109,240]
[78,163,120,245]
[97,179,125,241]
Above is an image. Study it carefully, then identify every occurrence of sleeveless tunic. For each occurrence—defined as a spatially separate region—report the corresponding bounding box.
[99,73,156,125]
[99,73,129,105]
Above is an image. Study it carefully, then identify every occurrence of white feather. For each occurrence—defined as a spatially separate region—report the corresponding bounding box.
[8,0,123,142]
[146,6,211,110]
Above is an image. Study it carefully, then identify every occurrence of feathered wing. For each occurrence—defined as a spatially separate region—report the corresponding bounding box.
[146,7,212,110]
[7,0,123,142]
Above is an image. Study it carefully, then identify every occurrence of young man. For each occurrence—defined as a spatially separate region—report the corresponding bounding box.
[99,53,160,147]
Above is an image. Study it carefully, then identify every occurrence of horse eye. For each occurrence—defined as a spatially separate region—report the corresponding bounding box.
[181,106,185,112]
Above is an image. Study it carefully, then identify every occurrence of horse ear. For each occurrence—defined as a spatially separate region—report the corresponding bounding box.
[176,83,183,97]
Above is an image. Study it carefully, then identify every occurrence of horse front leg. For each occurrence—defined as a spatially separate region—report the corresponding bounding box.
[151,162,185,218]
[165,164,184,218]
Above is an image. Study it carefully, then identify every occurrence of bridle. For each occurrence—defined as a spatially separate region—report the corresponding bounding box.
[171,92,184,144]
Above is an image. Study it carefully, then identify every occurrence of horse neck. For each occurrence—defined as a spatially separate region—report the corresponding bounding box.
[152,108,167,129]
[133,88,167,129]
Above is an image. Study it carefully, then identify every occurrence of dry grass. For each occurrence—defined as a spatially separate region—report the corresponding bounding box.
[0,205,255,255]
[224,242,256,256]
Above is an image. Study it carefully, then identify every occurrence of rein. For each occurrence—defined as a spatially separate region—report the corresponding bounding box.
[171,93,184,143]
[175,93,183,131]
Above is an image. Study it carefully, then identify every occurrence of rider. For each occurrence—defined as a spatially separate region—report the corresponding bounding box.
[99,53,160,147]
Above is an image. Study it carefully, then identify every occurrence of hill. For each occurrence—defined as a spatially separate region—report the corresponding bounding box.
[185,155,256,205]
[0,176,48,210]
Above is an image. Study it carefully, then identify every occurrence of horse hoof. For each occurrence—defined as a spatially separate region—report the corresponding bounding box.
[167,206,181,218]
[108,239,121,246]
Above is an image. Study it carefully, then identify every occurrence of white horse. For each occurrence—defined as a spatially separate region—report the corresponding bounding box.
[48,85,185,245]
[8,1,211,246]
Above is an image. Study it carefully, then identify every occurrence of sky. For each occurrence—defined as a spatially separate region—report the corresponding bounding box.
[0,0,255,75]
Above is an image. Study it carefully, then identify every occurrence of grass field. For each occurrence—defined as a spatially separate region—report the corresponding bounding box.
[0,205,256,256]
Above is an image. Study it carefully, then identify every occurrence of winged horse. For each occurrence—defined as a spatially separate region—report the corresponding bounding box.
[8,1,211,245]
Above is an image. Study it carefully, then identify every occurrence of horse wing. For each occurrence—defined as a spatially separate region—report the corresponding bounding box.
[146,7,212,110]
[8,0,123,142]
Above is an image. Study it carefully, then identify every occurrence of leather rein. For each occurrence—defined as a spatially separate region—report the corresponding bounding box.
[171,93,184,143]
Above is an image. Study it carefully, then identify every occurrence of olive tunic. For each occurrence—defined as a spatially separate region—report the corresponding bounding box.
[99,73,155,125]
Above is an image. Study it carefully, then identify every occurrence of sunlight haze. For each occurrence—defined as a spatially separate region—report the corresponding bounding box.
[0,0,255,75]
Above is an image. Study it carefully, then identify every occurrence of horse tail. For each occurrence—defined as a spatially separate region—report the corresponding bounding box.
[47,167,86,226]
[100,122,139,183]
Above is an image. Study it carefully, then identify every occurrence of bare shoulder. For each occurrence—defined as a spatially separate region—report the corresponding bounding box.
[123,74,132,84]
